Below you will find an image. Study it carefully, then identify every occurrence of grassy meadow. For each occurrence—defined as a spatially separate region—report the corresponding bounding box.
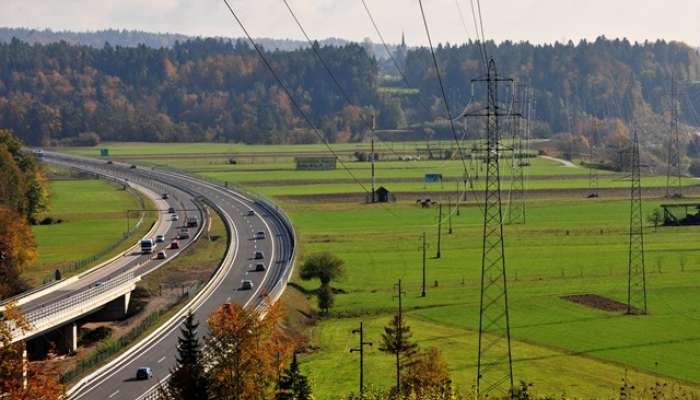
[57,142,700,398]
[28,178,153,286]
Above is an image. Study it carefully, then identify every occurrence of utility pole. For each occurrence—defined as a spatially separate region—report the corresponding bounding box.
[393,279,406,391]
[628,129,648,314]
[350,321,373,397]
[463,59,517,397]
[448,198,453,234]
[370,114,376,203]
[436,203,442,258]
[421,232,427,297]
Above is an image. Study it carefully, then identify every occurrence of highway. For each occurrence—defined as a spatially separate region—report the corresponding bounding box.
[40,153,295,400]
[3,156,206,345]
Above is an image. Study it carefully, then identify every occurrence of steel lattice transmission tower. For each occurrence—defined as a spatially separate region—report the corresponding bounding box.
[508,83,529,224]
[587,119,600,198]
[665,78,683,198]
[627,129,648,314]
[464,59,516,397]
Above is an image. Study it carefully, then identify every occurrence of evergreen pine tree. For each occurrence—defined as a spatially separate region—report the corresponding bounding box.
[276,352,312,400]
[379,313,418,394]
[166,312,208,400]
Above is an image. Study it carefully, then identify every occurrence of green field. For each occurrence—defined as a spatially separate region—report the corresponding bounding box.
[28,178,152,286]
[55,142,700,398]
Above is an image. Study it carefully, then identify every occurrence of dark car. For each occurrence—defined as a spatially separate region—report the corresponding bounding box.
[156,251,167,260]
[136,367,153,380]
[130,164,137,169]
[254,251,264,260]
[240,280,254,290]
[169,240,180,249]
[246,209,255,216]
[168,207,176,214]
[255,263,266,272]
[161,193,169,200]
[255,231,265,240]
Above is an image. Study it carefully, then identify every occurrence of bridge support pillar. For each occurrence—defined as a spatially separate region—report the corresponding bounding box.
[63,322,78,354]
[92,291,132,321]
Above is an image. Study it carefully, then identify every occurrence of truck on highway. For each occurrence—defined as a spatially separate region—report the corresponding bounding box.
[140,239,155,254]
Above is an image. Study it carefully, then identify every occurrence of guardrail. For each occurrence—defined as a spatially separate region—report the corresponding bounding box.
[12,271,138,342]
[95,170,298,400]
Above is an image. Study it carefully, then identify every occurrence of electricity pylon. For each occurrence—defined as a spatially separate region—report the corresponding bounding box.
[587,119,600,198]
[665,78,683,198]
[464,59,516,397]
[508,83,528,224]
[628,129,648,314]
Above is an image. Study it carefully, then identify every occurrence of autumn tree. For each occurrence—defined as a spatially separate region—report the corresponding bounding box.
[0,129,48,219]
[0,302,63,399]
[276,352,312,400]
[165,312,208,400]
[0,206,34,298]
[402,347,453,399]
[206,302,294,400]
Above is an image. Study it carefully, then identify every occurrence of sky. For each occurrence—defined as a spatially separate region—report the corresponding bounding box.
[1,0,699,47]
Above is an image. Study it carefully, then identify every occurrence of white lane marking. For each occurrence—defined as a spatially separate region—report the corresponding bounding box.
[157,356,166,363]
[108,390,120,399]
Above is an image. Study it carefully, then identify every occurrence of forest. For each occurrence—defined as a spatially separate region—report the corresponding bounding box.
[0,36,698,149]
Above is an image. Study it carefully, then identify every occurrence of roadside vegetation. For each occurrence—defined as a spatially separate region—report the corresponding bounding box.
[0,129,48,298]
[27,174,156,286]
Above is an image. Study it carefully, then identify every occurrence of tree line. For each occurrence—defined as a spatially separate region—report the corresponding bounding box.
[0,37,698,148]
[0,129,48,299]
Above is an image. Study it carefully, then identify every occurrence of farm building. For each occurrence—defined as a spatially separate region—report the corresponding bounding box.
[367,186,396,203]
[294,156,337,170]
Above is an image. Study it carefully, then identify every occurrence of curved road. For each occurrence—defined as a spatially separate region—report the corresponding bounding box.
[44,153,295,400]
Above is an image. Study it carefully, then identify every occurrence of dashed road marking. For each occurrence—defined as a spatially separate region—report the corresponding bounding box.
[108,390,120,399]
[157,356,166,363]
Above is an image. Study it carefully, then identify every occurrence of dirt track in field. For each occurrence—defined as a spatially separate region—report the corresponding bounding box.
[561,294,636,313]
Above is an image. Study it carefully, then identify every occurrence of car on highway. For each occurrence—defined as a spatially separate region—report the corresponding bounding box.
[169,240,180,249]
[240,280,254,290]
[156,251,167,260]
[255,231,265,240]
[178,229,190,240]
[130,164,137,169]
[136,367,153,380]
[255,263,266,272]
[254,251,264,260]
[170,214,179,221]
[161,193,169,199]
[246,209,255,216]
[155,234,165,243]
[168,207,176,214]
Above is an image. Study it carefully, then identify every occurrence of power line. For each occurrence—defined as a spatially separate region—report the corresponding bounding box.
[417,0,478,205]
[360,0,433,115]
[221,0,372,197]
[468,0,488,67]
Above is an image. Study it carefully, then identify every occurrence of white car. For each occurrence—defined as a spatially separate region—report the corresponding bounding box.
[240,280,254,290]
[155,234,165,243]
[170,214,179,221]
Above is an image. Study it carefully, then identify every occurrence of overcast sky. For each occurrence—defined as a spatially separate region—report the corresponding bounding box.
[2,0,698,47]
